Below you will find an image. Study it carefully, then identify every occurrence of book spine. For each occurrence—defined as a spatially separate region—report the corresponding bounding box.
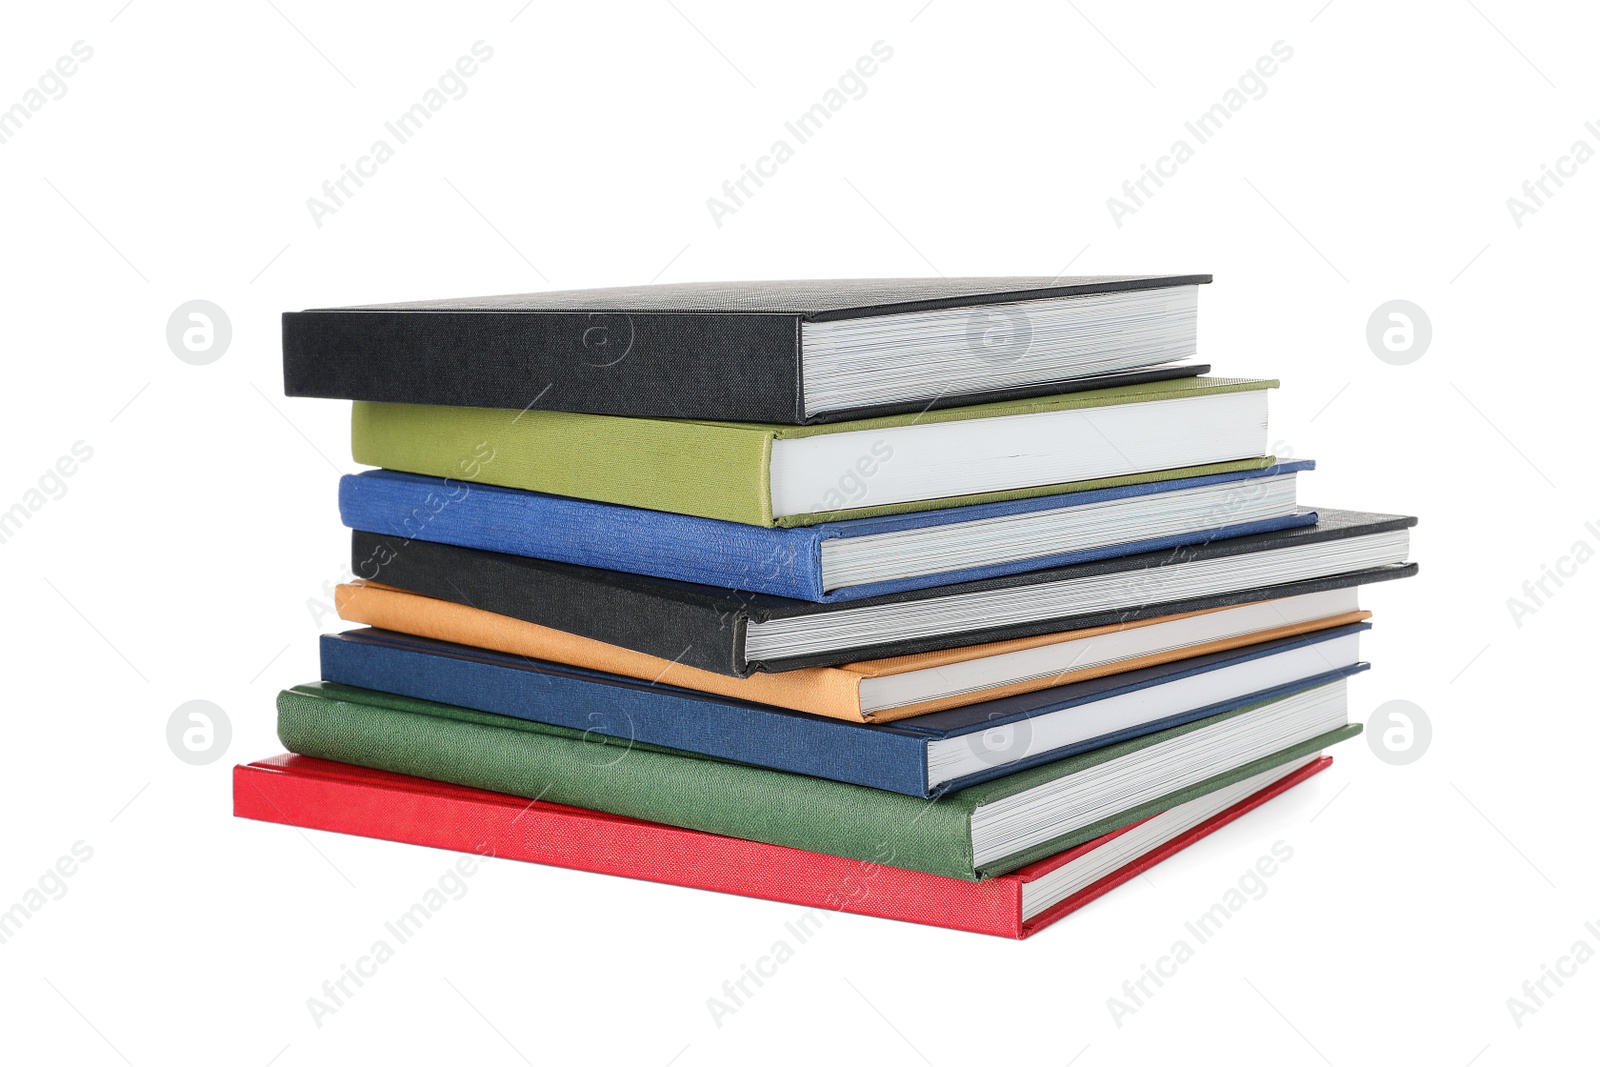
[277,685,977,878]
[338,473,826,600]
[349,530,754,676]
[235,758,1023,937]
[318,634,933,796]
[283,310,806,423]
[350,401,780,526]
[333,582,870,721]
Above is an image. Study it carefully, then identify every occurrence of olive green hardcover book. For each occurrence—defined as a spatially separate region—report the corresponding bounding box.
[350,376,1277,526]
[277,677,1358,881]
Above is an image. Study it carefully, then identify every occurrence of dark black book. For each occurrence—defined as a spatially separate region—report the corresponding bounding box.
[349,509,1417,676]
[284,275,1210,423]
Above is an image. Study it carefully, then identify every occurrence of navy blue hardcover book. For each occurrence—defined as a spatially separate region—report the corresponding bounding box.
[338,461,1316,602]
[318,622,1369,797]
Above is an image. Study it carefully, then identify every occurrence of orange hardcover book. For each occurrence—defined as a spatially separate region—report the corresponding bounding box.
[336,581,1370,723]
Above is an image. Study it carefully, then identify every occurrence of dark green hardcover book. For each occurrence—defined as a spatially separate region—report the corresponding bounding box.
[277,679,1360,881]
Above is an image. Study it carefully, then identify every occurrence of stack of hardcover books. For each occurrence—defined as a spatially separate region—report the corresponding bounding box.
[237,276,1416,938]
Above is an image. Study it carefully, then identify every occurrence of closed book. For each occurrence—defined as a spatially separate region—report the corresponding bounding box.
[233,752,1332,939]
[275,678,1362,880]
[349,508,1417,675]
[284,275,1209,424]
[318,623,1369,796]
[350,376,1277,526]
[338,461,1315,602]
[335,580,1373,722]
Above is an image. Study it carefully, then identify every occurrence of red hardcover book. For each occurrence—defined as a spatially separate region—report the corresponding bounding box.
[234,753,1331,939]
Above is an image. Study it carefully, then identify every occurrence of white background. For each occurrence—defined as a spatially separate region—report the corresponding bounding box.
[1,1,1595,1063]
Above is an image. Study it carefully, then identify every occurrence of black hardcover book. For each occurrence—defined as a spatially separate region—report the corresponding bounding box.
[285,275,1210,423]
[350,509,1417,676]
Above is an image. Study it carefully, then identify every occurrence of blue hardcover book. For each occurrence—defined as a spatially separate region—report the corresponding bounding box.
[339,460,1317,602]
[318,621,1368,798]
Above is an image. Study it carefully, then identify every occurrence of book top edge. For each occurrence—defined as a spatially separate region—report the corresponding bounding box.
[289,275,1213,321]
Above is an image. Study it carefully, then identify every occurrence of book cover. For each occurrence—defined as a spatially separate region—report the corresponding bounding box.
[284,275,1210,424]
[337,461,1316,601]
[275,680,1361,880]
[317,623,1368,796]
[334,580,1374,722]
[350,376,1277,526]
[348,509,1417,675]
[234,752,1331,939]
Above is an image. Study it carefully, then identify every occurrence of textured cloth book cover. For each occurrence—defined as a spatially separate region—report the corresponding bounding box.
[334,580,1374,722]
[348,509,1418,675]
[284,275,1210,423]
[349,376,1277,526]
[234,753,1330,939]
[276,680,1361,880]
[337,462,1316,601]
[317,623,1369,796]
